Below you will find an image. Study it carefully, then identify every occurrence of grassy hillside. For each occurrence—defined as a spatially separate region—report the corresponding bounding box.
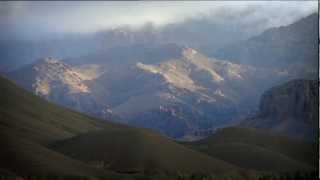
[0,130,133,180]
[0,76,316,180]
[0,76,258,180]
[182,127,316,172]
[0,75,127,145]
[51,129,241,175]
[0,76,142,179]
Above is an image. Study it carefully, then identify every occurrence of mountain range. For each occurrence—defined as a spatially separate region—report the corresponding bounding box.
[8,47,292,139]
[5,13,318,140]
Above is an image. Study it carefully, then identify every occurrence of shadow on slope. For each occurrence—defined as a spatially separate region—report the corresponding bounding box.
[182,127,316,172]
[51,128,246,177]
[0,76,261,180]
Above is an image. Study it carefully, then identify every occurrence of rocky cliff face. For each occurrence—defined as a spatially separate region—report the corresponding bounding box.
[242,79,318,141]
[259,80,318,121]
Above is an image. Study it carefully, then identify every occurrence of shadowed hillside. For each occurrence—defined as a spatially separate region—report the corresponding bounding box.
[0,76,141,179]
[0,76,268,180]
[241,79,318,141]
[51,129,241,175]
[182,127,317,172]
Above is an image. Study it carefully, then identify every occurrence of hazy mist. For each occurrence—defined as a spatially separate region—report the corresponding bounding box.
[0,1,317,41]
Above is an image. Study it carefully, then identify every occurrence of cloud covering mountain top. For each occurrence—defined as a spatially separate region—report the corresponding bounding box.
[0,1,317,40]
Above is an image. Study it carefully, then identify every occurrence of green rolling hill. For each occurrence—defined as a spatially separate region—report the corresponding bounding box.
[0,76,142,179]
[0,76,316,180]
[0,73,128,145]
[0,76,254,180]
[51,129,241,175]
[182,127,316,172]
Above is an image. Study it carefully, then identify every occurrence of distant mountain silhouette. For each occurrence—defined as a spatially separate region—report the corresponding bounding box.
[213,13,318,76]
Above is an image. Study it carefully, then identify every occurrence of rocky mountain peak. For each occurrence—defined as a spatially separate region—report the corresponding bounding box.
[31,58,90,96]
[182,47,198,60]
[34,57,70,72]
[43,57,61,64]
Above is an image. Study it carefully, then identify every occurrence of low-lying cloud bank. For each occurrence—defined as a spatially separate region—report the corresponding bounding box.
[0,1,317,40]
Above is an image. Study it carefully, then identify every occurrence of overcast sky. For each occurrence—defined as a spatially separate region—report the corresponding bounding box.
[0,1,317,40]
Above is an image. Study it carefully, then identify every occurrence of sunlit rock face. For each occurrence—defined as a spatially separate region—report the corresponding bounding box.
[32,58,90,96]
[8,57,113,120]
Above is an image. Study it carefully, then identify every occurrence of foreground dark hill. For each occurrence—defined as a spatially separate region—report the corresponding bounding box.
[0,131,132,180]
[52,129,241,176]
[0,76,139,179]
[241,79,318,141]
[0,76,268,180]
[183,127,316,172]
[0,72,121,144]
[0,76,317,179]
